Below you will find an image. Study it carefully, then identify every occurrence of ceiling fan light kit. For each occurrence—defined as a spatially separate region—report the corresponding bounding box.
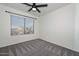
[32,8,36,11]
[22,3,48,13]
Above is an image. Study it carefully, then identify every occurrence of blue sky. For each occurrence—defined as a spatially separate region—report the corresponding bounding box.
[11,15,33,28]
[25,18,33,28]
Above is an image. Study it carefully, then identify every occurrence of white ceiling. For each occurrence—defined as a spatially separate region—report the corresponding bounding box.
[0,3,70,17]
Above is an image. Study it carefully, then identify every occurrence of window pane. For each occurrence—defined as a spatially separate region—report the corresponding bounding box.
[11,15,24,35]
[24,17,34,34]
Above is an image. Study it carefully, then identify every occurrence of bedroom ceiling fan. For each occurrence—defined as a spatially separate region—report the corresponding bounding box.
[22,3,48,13]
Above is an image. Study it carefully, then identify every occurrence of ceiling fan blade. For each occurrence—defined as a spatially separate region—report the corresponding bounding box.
[28,8,32,11]
[22,3,32,6]
[36,4,48,7]
[36,8,40,13]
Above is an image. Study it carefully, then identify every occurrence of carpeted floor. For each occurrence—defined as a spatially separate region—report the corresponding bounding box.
[0,39,79,56]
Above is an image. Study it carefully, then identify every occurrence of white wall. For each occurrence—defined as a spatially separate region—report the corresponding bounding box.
[39,4,75,50]
[74,4,79,52]
[0,5,39,48]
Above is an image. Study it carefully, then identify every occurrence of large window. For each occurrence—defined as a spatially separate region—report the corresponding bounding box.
[11,15,34,35]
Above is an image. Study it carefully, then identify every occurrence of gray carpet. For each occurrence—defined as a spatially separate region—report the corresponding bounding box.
[0,39,79,56]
